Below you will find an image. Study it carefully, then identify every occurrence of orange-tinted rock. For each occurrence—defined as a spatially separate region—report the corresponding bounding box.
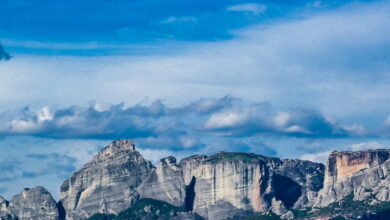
[325,149,390,184]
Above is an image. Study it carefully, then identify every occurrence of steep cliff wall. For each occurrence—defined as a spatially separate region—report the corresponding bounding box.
[59,140,154,219]
[1,139,389,220]
[312,149,390,207]
[137,156,186,207]
[178,152,324,220]
[129,151,324,220]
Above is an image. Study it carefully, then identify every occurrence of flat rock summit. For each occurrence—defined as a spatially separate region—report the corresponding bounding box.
[1,140,390,220]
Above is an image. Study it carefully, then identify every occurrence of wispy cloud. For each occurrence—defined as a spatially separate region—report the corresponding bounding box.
[227,3,266,15]
[0,158,20,182]
[301,141,387,163]
[161,16,197,24]
[25,153,77,179]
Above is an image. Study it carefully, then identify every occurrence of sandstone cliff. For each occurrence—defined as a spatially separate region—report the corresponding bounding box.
[1,140,390,220]
[135,151,324,219]
[59,140,154,219]
[137,156,186,207]
[312,149,390,207]
[178,152,324,220]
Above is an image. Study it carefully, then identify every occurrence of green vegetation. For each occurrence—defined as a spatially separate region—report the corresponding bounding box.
[291,193,390,219]
[87,198,203,220]
[88,213,115,220]
[87,194,390,220]
[206,152,269,164]
[244,212,281,220]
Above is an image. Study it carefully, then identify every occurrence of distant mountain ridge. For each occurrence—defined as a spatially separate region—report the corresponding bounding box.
[1,140,390,220]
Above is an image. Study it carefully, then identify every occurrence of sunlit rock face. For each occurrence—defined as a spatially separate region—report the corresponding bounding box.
[137,156,186,207]
[7,186,59,220]
[312,149,390,207]
[59,140,154,220]
[177,152,324,220]
[120,150,324,220]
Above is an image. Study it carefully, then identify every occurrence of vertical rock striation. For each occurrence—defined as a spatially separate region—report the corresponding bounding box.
[59,140,154,219]
[177,152,324,220]
[312,149,390,207]
[3,139,389,219]
[137,156,186,207]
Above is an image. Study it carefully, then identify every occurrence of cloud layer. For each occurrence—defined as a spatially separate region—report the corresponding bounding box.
[0,97,370,141]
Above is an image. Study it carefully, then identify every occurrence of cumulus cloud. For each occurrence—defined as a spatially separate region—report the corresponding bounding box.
[0,97,236,140]
[0,94,376,146]
[227,3,266,15]
[0,97,364,140]
[0,104,155,139]
[202,103,355,138]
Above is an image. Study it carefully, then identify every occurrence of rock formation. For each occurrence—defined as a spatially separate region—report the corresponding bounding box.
[1,140,390,220]
[137,156,186,207]
[312,149,390,207]
[177,152,324,220]
[0,196,17,220]
[0,186,59,220]
[59,140,154,219]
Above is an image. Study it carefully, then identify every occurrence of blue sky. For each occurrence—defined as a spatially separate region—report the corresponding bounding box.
[1,0,390,199]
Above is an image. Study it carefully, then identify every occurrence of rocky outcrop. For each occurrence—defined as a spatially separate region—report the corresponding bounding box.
[61,144,324,219]
[177,152,324,220]
[0,186,59,220]
[0,196,17,220]
[59,140,154,219]
[137,156,186,207]
[1,139,389,220]
[312,149,390,207]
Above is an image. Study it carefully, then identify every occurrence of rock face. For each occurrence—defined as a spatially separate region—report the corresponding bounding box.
[137,156,186,207]
[59,140,154,219]
[0,196,17,220]
[1,139,389,220]
[312,149,390,207]
[177,152,324,220]
[0,186,59,220]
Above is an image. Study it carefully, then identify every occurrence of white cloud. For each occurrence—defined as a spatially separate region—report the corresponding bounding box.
[161,16,197,24]
[0,1,389,134]
[227,3,266,15]
[349,141,385,151]
[300,141,387,163]
[204,111,248,129]
[301,151,331,163]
